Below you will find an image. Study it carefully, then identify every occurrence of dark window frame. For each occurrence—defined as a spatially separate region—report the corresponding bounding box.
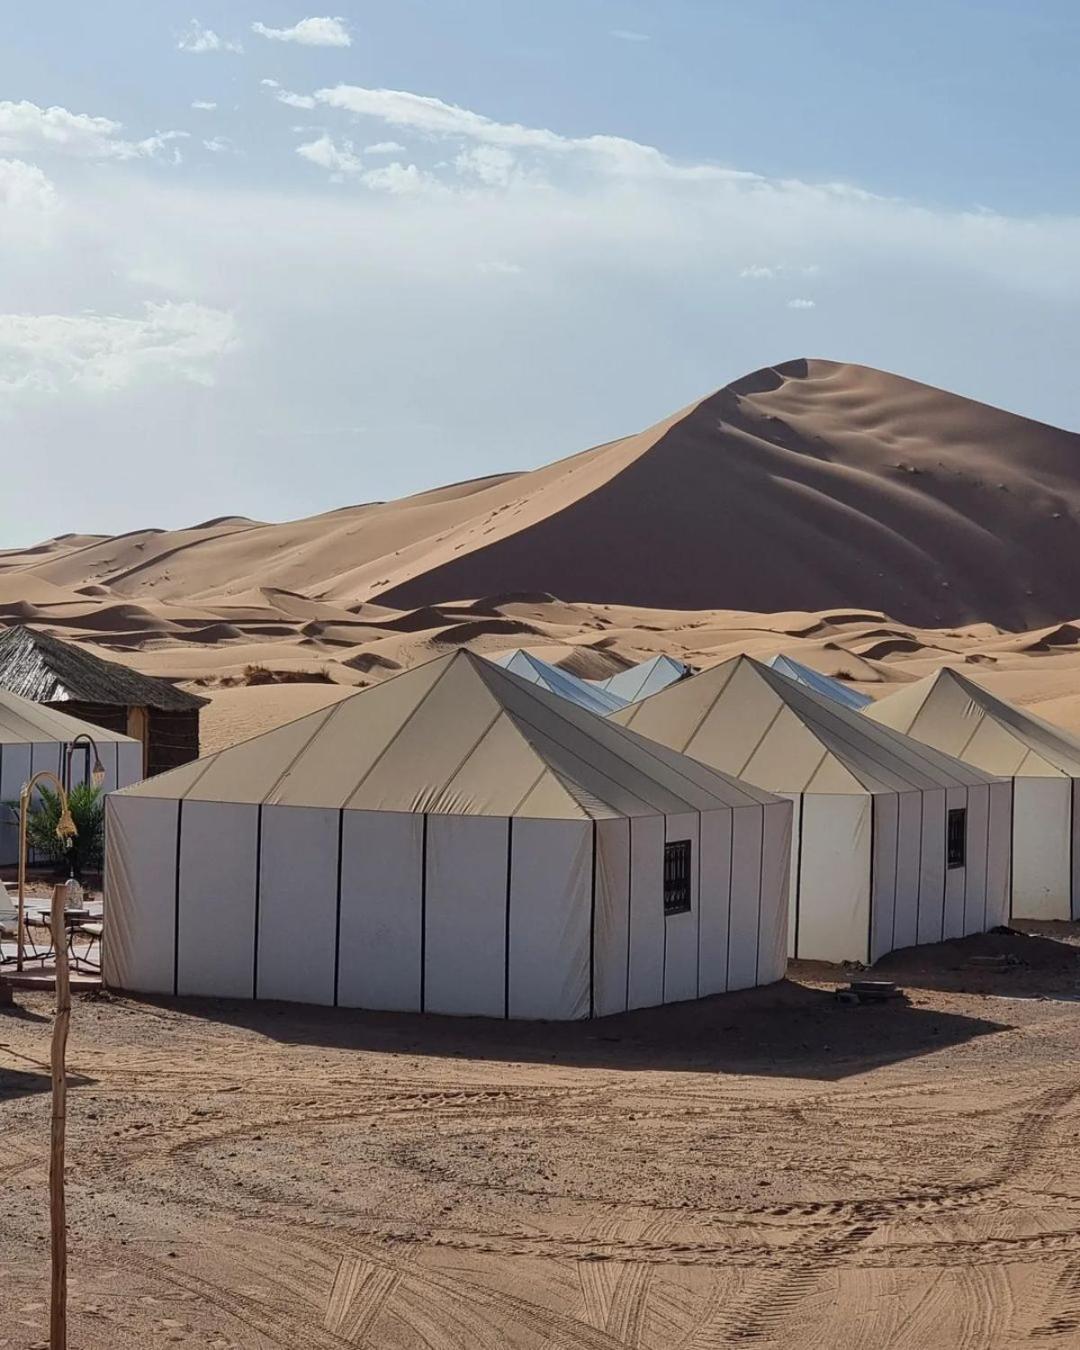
[664,839,692,916]
[947,808,967,870]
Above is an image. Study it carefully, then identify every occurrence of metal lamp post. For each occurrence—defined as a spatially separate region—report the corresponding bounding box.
[63,733,106,793]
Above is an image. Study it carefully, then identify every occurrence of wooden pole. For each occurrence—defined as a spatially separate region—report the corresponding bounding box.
[16,784,28,972]
[49,881,69,1350]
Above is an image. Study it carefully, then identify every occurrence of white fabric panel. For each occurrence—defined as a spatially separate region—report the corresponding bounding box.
[697,807,733,997]
[103,796,178,993]
[626,814,665,1010]
[337,811,424,1011]
[116,740,145,789]
[986,781,1012,929]
[662,812,700,1006]
[870,794,899,964]
[783,794,801,958]
[508,819,591,1020]
[177,801,259,998]
[1072,781,1080,922]
[0,742,31,865]
[728,805,764,989]
[892,792,923,952]
[917,789,947,946]
[425,815,508,1017]
[963,784,990,936]
[593,818,630,1015]
[796,795,870,963]
[757,800,791,984]
[1011,777,1072,920]
[942,786,968,940]
[257,805,339,1005]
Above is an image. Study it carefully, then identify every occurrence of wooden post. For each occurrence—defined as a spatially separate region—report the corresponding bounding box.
[49,882,69,1350]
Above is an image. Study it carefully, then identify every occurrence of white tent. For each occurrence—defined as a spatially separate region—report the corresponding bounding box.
[0,687,143,864]
[865,667,1080,920]
[765,654,872,711]
[612,655,1011,965]
[490,649,627,714]
[105,651,792,1018]
[593,655,690,703]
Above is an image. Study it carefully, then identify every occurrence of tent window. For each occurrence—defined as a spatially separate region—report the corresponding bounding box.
[664,840,692,915]
[947,808,966,869]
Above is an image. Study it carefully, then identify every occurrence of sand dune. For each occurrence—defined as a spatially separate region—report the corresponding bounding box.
[5,356,1080,747]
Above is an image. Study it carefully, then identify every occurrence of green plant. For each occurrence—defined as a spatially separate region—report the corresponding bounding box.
[16,783,104,879]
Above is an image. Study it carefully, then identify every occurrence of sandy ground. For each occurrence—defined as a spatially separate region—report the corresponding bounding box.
[4,925,1080,1348]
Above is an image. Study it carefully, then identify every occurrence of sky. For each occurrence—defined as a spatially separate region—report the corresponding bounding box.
[2,2,1079,545]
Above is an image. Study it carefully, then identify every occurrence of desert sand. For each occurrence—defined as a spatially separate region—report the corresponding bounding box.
[3,925,1080,1348]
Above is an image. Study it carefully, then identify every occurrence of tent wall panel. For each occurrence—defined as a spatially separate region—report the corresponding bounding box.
[336,810,424,1012]
[942,786,968,941]
[424,815,508,1017]
[963,785,990,937]
[1012,777,1072,920]
[782,794,801,959]
[1072,780,1080,922]
[757,800,792,984]
[117,741,145,790]
[0,742,31,865]
[662,811,700,1006]
[893,792,924,952]
[103,796,179,993]
[728,805,765,988]
[626,814,665,1011]
[795,794,870,963]
[508,819,591,1020]
[697,807,733,998]
[987,781,1012,929]
[593,818,631,1016]
[176,801,259,998]
[256,804,339,1005]
[870,794,899,964]
[917,789,947,946]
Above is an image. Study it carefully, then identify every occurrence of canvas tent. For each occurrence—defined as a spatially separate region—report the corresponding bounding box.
[0,686,143,864]
[593,655,690,704]
[765,654,872,711]
[105,650,792,1018]
[612,655,1011,965]
[865,667,1080,920]
[491,649,628,715]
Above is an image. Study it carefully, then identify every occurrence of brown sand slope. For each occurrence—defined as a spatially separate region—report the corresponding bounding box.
[5,358,1080,627]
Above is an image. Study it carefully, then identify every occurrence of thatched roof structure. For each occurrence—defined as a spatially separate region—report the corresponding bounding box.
[0,626,207,712]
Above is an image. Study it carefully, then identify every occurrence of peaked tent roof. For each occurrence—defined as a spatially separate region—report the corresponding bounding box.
[864,665,1080,778]
[0,626,207,712]
[491,649,628,715]
[612,654,997,795]
[593,655,690,703]
[117,650,779,820]
[0,685,139,746]
[765,654,872,711]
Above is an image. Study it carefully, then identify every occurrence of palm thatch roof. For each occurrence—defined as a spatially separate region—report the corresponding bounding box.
[0,625,207,712]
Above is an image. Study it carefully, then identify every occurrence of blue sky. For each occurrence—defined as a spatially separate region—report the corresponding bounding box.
[1,3,1078,543]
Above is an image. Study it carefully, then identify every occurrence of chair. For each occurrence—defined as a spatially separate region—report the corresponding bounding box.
[0,879,52,965]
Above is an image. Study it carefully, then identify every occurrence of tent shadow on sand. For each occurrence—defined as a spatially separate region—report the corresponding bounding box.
[868,924,1080,998]
[129,978,1008,1084]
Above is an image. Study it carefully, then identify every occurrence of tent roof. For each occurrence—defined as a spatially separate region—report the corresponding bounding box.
[613,654,998,795]
[594,654,690,703]
[765,654,872,711]
[491,649,627,715]
[864,665,1080,778]
[116,650,780,819]
[0,684,139,746]
[0,626,207,712]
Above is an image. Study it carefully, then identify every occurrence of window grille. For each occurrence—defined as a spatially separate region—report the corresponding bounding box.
[664,839,692,915]
[947,808,966,869]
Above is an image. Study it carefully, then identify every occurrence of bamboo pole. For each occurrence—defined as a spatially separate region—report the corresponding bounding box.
[49,881,69,1350]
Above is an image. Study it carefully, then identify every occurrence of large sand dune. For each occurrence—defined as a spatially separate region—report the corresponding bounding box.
[5,357,1080,749]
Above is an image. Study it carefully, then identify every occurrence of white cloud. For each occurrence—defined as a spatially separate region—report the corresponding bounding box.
[0,158,58,216]
[178,20,243,54]
[260,78,281,88]
[0,100,183,162]
[739,264,776,279]
[365,140,404,155]
[477,259,523,276]
[296,134,363,177]
[252,17,351,46]
[191,100,218,111]
[611,30,650,42]
[0,302,237,396]
[277,90,317,110]
[787,298,816,309]
[202,137,233,154]
[360,161,435,195]
[454,145,516,187]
